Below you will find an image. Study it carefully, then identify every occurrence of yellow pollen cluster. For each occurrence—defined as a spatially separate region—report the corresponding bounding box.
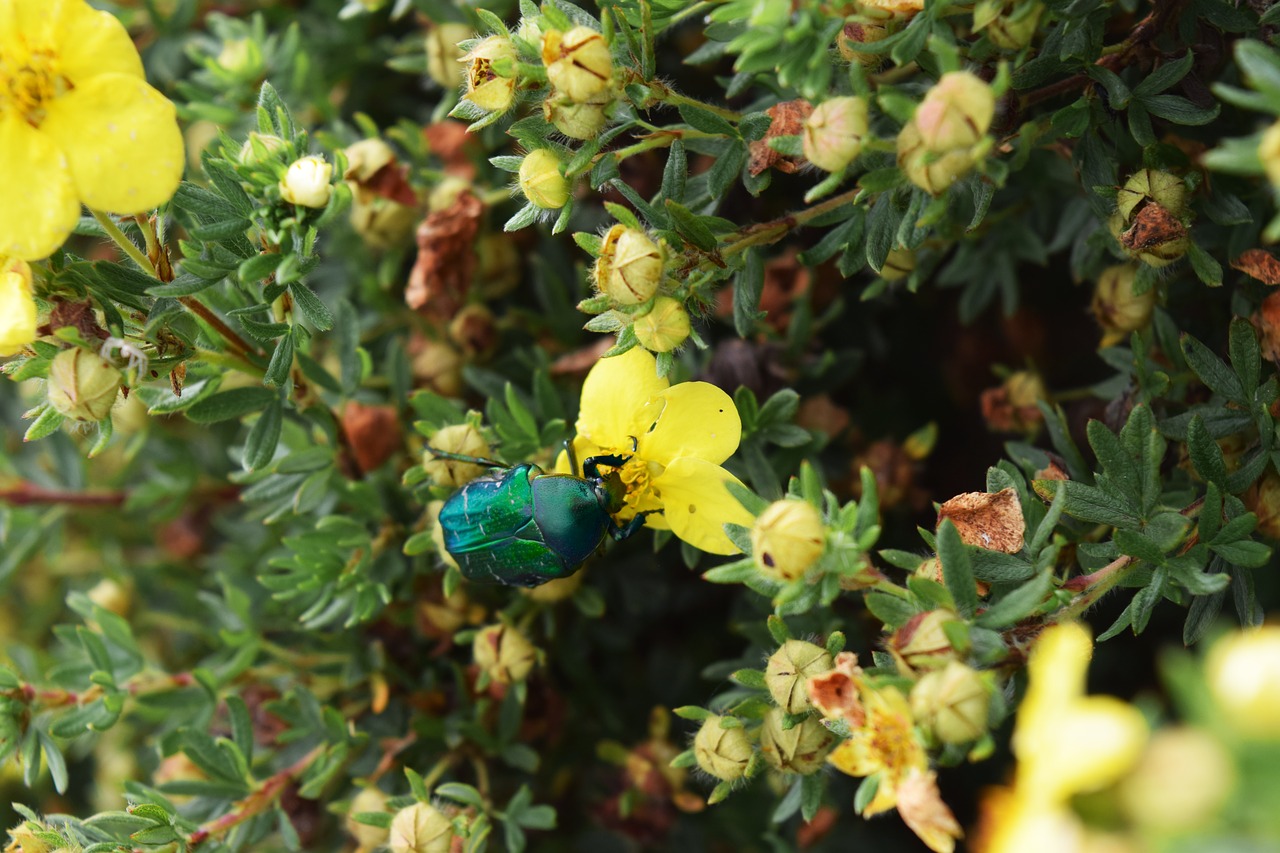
[609,452,661,515]
[869,706,913,764]
[4,50,69,126]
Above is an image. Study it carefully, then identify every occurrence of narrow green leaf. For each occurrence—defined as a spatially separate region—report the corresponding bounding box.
[936,521,978,618]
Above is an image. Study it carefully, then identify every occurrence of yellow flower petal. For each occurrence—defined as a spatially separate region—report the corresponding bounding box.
[638,381,741,467]
[44,0,145,84]
[652,457,755,554]
[828,734,880,778]
[575,346,668,451]
[0,261,37,357]
[1023,696,1148,802]
[0,115,79,260]
[1017,622,1092,738]
[41,73,184,214]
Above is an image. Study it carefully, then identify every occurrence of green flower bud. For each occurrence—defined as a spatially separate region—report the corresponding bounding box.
[751,500,826,581]
[280,155,333,208]
[974,0,1044,49]
[693,715,753,781]
[423,424,492,488]
[759,707,837,774]
[802,96,869,173]
[464,35,518,113]
[518,149,570,210]
[473,623,537,684]
[425,23,471,89]
[1092,264,1153,346]
[47,348,121,422]
[909,661,991,744]
[915,72,994,152]
[897,120,976,195]
[388,802,454,853]
[633,296,691,353]
[541,26,612,103]
[238,131,286,166]
[766,639,834,714]
[544,89,611,140]
[346,787,390,851]
[216,38,264,79]
[880,247,916,281]
[1261,120,1280,189]
[595,225,664,305]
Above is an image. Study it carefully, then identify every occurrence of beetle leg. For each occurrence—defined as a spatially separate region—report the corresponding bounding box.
[582,453,629,480]
[426,448,509,468]
[564,438,580,477]
[608,510,658,541]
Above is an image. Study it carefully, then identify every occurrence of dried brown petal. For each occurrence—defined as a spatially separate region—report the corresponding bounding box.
[405,191,483,319]
[748,99,813,176]
[1232,249,1280,286]
[1119,202,1187,252]
[937,487,1025,553]
[342,402,401,473]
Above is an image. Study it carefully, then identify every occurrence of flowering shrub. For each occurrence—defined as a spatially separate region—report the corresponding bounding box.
[2,0,1280,851]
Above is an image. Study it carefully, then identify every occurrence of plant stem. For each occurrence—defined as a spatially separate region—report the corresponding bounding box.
[722,188,861,257]
[187,745,325,848]
[180,296,263,361]
[1055,554,1136,621]
[92,209,157,278]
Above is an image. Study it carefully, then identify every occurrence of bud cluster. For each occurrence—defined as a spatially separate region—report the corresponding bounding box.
[897,71,995,194]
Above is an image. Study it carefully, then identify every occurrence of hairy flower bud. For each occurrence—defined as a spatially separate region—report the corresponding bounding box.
[1092,263,1153,346]
[693,715,753,781]
[238,131,286,166]
[751,500,826,581]
[915,72,994,153]
[464,35,518,112]
[542,26,612,103]
[280,155,333,208]
[890,608,961,674]
[802,96,869,173]
[425,23,471,89]
[1206,626,1280,738]
[595,225,664,305]
[518,148,570,210]
[473,623,538,684]
[759,708,837,774]
[47,348,121,422]
[910,661,991,744]
[633,296,691,353]
[544,89,611,140]
[766,639,834,713]
[412,339,464,397]
[423,423,492,488]
[388,802,454,853]
[1261,120,1280,189]
[0,255,36,357]
[346,787,390,851]
[897,120,976,195]
[836,22,888,67]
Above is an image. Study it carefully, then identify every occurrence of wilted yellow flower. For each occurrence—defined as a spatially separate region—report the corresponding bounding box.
[897,769,964,853]
[828,683,928,816]
[1092,264,1153,346]
[472,623,537,684]
[0,0,185,260]
[557,347,753,554]
[0,256,37,356]
[463,35,517,113]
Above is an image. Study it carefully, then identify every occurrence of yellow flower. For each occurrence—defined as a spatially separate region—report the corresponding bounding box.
[827,683,928,816]
[0,0,184,260]
[0,255,37,356]
[977,622,1149,853]
[558,346,752,554]
[1205,625,1280,738]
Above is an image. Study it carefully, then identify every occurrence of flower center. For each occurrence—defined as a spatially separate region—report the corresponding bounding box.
[2,48,70,127]
[601,449,663,518]
[867,703,915,774]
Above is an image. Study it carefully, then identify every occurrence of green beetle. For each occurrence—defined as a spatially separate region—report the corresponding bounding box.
[429,446,651,587]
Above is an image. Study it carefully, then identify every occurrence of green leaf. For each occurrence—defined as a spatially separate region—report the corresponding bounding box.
[1186,416,1227,485]
[1133,51,1194,97]
[1236,39,1280,97]
[1053,481,1142,529]
[665,199,720,252]
[975,571,1053,629]
[186,387,277,423]
[243,399,283,471]
[1187,242,1223,287]
[290,284,334,331]
[734,249,765,337]
[936,521,978,618]
[677,103,738,137]
[1229,318,1261,398]
[1181,333,1246,403]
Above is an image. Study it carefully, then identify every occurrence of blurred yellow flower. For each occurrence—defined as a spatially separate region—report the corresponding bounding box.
[1206,625,1280,738]
[558,346,752,554]
[0,255,36,356]
[0,0,184,260]
[977,622,1149,853]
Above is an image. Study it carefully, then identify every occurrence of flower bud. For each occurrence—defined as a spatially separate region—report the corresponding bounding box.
[836,22,888,67]
[750,500,826,581]
[1118,727,1234,831]
[346,787,390,851]
[388,802,454,853]
[87,578,132,618]
[448,304,499,360]
[915,72,994,153]
[889,608,961,674]
[238,131,286,166]
[910,661,991,744]
[520,570,583,603]
[1116,169,1187,220]
[542,26,613,103]
[544,89,611,140]
[1091,264,1153,346]
[280,155,333,208]
[975,0,1044,50]
[0,256,37,357]
[1261,120,1280,189]
[217,38,264,79]
[897,120,976,195]
[633,296,691,353]
[344,139,397,184]
[693,715,753,781]
[802,96,869,173]
[473,623,538,684]
[425,23,471,89]
[412,339,464,397]
[518,148,570,210]
[1206,626,1280,738]
[595,225,664,305]
[464,35,518,113]
[880,247,916,282]
[423,424,493,488]
[47,348,121,422]
[759,708,837,774]
[766,639,834,714]
[1109,170,1189,267]
[980,370,1046,433]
